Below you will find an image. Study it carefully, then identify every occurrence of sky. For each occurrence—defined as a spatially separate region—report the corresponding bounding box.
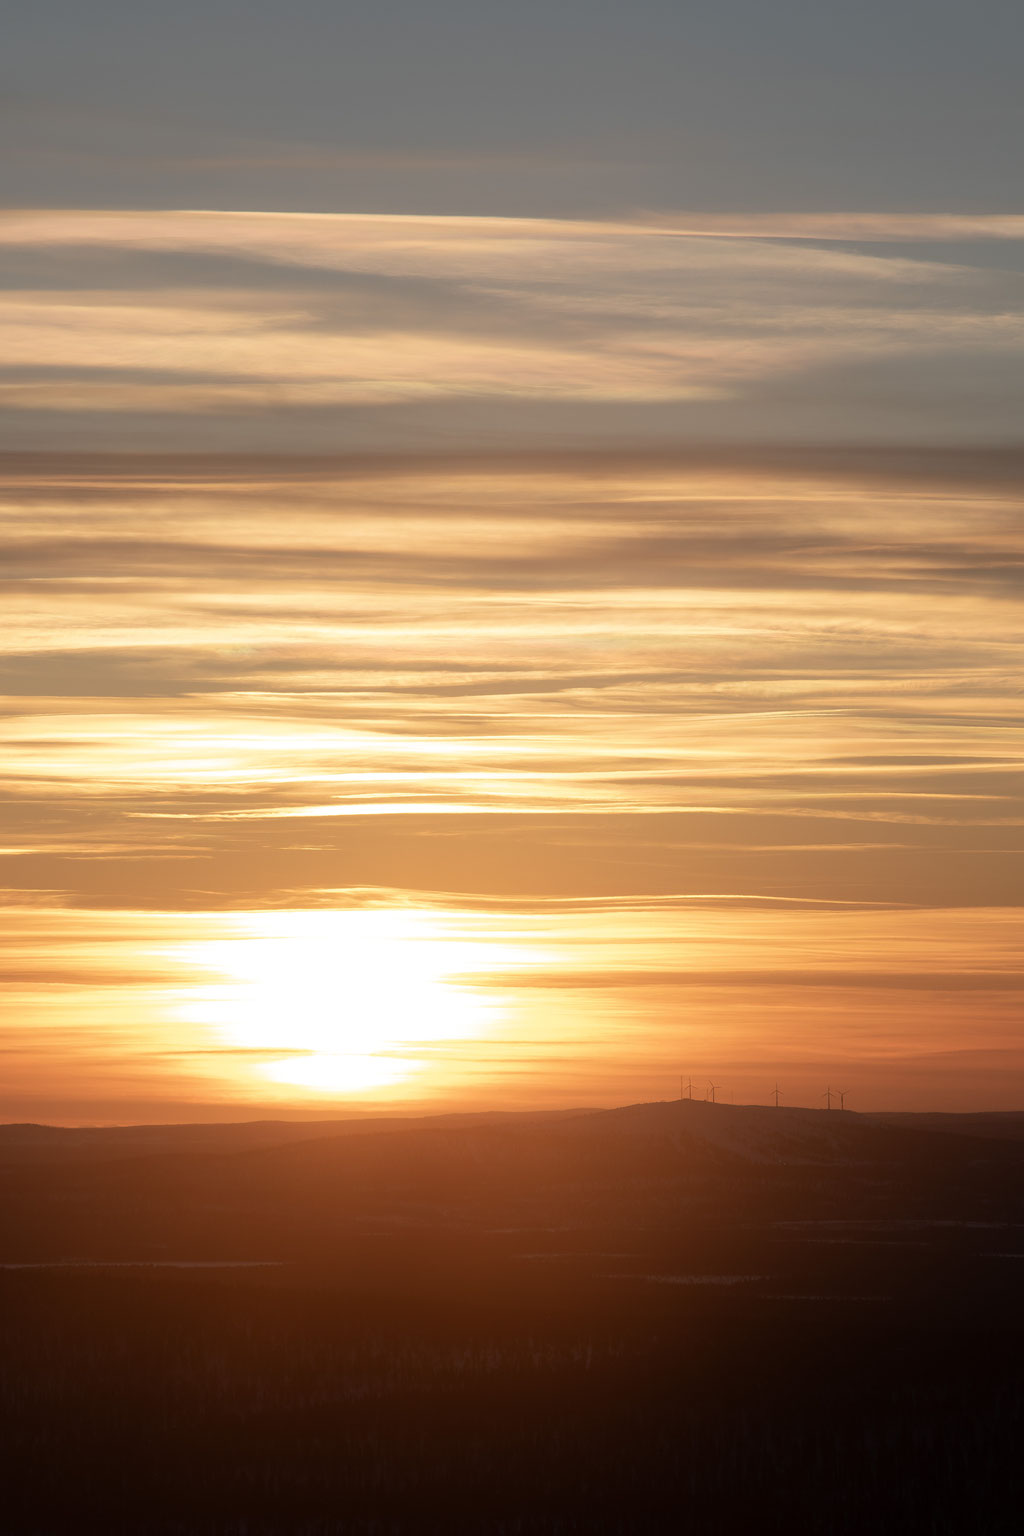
[1,3,1022,1121]
[5,1,1024,216]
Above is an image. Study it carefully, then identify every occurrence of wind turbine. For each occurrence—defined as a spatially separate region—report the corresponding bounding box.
[706,1081,721,1104]
[823,1085,834,1111]
[772,1083,782,1108]
[835,1088,849,1111]
[680,1076,694,1101]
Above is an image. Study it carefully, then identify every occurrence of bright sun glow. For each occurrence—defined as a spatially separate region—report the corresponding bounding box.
[169,908,532,1095]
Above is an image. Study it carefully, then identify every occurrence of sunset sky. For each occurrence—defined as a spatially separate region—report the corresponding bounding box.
[2,2,1022,1120]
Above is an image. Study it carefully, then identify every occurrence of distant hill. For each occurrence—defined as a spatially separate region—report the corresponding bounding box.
[5,1099,1022,1168]
[0,1106,591,1165]
[2,1099,1021,1264]
[872,1111,1024,1142]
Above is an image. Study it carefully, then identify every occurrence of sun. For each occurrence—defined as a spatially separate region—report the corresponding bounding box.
[169,907,517,1096]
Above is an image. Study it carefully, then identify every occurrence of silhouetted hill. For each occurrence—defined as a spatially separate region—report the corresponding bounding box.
[2,1099,1021,1264]
[0,1106,590,1165]
[3,1098,1023,1534]
[872,1110,1024,1142]
[5,1099,1020,1170]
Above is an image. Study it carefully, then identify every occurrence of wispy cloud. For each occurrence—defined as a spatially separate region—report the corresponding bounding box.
[1,214,1021,1116]
[646,213,1024,241]
[0,211,1022,446]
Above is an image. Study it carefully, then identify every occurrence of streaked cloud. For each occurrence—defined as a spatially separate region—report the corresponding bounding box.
[0,209,1021,1117]
[1,447,1021,1115]
[1,212,1022,447]
[649,214,1024,241]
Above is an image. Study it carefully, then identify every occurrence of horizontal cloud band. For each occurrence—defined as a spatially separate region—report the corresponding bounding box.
[1,210,1023,448]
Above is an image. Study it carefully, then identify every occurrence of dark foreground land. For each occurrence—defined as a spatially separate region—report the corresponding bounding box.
[1,1100,1023,1535]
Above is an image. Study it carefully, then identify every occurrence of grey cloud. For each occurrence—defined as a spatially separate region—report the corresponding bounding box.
[2,444,1022,490]
[5,518,1024,600]
[1,214,1023,450]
